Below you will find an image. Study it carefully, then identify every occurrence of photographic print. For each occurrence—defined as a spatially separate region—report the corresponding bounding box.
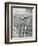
[5,2,37,44]
[11,8,32,38]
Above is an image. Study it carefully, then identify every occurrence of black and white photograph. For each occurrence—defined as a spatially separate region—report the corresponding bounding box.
[11,8,32,38]
[5,2,37,44]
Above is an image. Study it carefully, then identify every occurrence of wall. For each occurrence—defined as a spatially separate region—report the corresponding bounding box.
[0,0,38,46]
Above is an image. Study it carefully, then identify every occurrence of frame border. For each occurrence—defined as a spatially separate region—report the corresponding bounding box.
[5,2,37,44]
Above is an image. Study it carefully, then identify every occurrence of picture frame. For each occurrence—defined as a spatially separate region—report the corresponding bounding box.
[5,2,37,44]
